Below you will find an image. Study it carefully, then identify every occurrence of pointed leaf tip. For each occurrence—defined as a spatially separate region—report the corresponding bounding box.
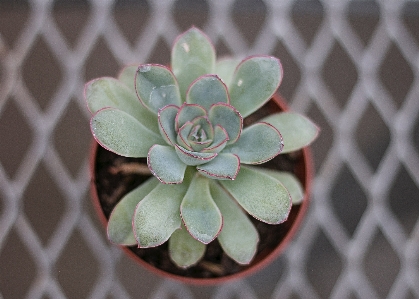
[181,174,222,244]
[229,56,283,118]
[107,177,159,246]
[148,144,187,184]
[133,181,189,247]
[261,112,319,153]
[91,107,164,157]
[220,166,292,224]
[135,64,182,114]
[171,28,216,98]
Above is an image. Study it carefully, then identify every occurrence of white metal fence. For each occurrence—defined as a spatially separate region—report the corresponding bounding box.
[0,0,418,298]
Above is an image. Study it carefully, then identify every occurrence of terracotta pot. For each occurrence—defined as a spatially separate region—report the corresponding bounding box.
[90,93,313,285]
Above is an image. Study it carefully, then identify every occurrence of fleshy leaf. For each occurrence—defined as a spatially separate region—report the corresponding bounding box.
[208,103,242,144]
[133,170,192,247]
[224,122,283,164]
[256,168,304,204]
[229,56,282,118]
[220,165,291,224]
[201,125,229,153]
[158,105,179,146]
[175,103,206,131]
[210,182,258,264]
[168,224,206,268]
[117,64,137,92]
[186,75,229,110]
[148,145,187,184]
[91,108,164,157]
[215,57,241,87]
[135,64,182,114]
[85,77,159,134]
[197,153,240,180]
[175,144,217,166]
[261,112,319,153]
[189,116,214,141]
[177,122,194,150]
[171,27,216,98]
[107,177,159,245]
[189,138,212,153]
[180,173,222,244]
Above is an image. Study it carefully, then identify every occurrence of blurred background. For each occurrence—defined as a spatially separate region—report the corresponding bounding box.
[0,0,419,298]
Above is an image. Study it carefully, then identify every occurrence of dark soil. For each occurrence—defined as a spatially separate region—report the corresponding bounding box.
[92,97,307,279]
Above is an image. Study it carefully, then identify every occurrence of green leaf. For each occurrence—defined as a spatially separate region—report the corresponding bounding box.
[135,64,182,114]
[215,57,241,87]
[177,122,194,150]
[175,103,206,131]
[208,103,242,144]
[148,145,187,184]
[175,144,217,166]
[201,125,228,153]
[107,177,159,245]
[158,105,179,146]
[117,64,138,92]
[171,27,216,98]
[256,168,304,204]
[224,122,283,164]
[133,177,191,247]
[168,224,206,268]
[197,153,240,180]
[91,108,164,157]
[186,75,229,110]
[261,112,319,153]
[180,173,222,244]
[85,77,159,134]
[229,56,282,118]
[210,182,259,264]
[220,165,291,224]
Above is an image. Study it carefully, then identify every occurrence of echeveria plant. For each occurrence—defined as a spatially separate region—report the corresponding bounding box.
[86,27,319,268]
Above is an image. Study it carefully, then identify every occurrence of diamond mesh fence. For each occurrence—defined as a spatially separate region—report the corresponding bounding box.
[0,0,419,298]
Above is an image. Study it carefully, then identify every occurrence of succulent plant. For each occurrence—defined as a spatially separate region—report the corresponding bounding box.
[85,27,319,268]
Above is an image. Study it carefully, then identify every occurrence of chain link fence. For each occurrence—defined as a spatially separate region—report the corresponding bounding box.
[0,0,418,298]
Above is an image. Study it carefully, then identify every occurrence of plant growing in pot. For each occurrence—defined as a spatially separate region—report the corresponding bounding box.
[86,27,319,283]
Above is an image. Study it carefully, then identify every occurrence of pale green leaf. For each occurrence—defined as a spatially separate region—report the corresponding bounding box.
[201,125,228,153]
[210,182,259,264]
[175,144,217,166]
[181,173,222,244]
[197,153,240,180]
[91,108,164,157]
[256,168,304,204]
[261,112,319,153]
[171,27,216,98]
[107,177,159,245]
[85,77,159,134]
[133,177,191,247]
[148,145,187,184]
[208,103,242,144]
[177,122,194,150]
[135,64,182,113]
[229,56,282,118]
[117,64,138,92]
[175,103,206,131]
[215,57,241,86]
[186,75,229,110]
[224,122,283,164]
[168,224,206,268]
[220,165,291,224]
[158,105,179,145]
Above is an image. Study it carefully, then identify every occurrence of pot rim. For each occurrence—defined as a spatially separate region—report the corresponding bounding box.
[89,93,314,285]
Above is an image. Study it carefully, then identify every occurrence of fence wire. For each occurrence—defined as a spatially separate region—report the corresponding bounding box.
[0,0,419,298]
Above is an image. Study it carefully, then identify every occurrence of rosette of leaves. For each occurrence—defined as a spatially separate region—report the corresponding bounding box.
[85,27,319,268]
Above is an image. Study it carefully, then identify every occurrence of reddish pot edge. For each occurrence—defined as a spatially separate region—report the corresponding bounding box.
[89,93,314,285]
